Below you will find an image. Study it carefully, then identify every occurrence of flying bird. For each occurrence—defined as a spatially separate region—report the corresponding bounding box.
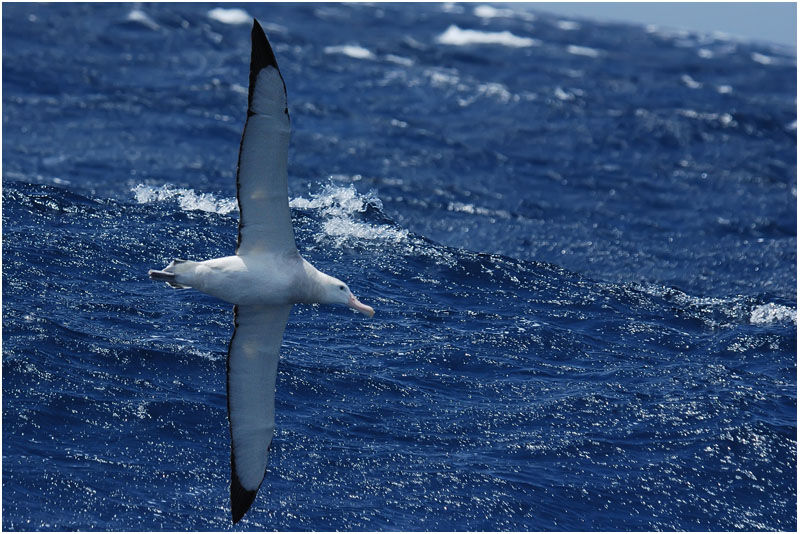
[148,19,374,523]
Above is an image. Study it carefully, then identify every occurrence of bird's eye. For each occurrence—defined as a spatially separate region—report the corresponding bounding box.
[339,285,345,291]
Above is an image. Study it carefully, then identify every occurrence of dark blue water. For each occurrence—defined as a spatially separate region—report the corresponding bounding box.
[3,3,796,530]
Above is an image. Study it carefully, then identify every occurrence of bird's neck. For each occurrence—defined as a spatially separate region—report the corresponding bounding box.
[298,259,331,304]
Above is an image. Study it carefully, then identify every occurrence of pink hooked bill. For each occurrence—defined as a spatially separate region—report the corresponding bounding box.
[348,294,375,317]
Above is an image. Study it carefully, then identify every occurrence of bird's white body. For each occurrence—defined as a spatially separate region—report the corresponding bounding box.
[168,252,329,306]
[147,20,373,524]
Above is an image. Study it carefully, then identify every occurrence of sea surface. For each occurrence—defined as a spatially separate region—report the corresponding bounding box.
[2,2,797,531]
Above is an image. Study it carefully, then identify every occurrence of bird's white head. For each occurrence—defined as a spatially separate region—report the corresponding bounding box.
[322,276,374,317]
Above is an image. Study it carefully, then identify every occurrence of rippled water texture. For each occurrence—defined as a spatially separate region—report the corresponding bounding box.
[3,3,796,531]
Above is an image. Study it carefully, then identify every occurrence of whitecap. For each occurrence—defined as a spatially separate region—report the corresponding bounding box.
[678,109,734,127]
[473,4,534,21]
[207,7,251,25]
[127,9,159,31]
[473,5,514,19]
[566,45,600,58]
[290,184,408,246]
[425,67,462,88]
[553,87,574,101]
[680,74,702,89]
[441,3,465,14]
[436,25,539,47]
[751,52,774,65]
[289,183,377,215]
[476,82,514,103]
[636,284,797,329]
[324,45,376,60]
[750,303,796,325]
[131,184,237,215]
[385,54,414,67]
[556,20,580,31]
[321,217,408,244]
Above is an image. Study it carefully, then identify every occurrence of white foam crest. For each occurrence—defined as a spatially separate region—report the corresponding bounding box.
[556,20,580,31]
[473,5,514,19]
[442,3,465,14]
[436,25,539,47]
[750,303,796,325]
[473,4,535,21]
[426,67,462,88]
[290,184,408,245]
[678,109,734,127]
[637,284,797,328]
[477,82,514,103]
[289,183,374,214]
[458,81,517,107]
[554,87,574,101]
[640,284,733,308]
[324,45,376,60]
[751,52,774,65]
[321,217,407,243]
[131,184,237,215]
[207,7,251,25]
[385,54,414,67]
[697,48,714,59]
[420,66,520,106]
[680,74,702,89]
[566,45,600,58]
[127,9,159,30]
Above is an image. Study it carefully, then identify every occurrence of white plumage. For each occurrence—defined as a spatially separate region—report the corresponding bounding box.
[148,19,374,524]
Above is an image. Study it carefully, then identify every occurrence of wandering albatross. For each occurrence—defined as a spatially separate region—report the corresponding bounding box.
[148,19,374,523]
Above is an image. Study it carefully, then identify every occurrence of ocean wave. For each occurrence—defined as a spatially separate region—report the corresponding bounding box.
[290,184,409,246]
[126,9,159,31]
[678,109,735,127]
[130,182,409,246]
[556,20,580,31]
[473,4,535,22]
[637,283,796,329]
[420,67,520,106]
[751,52,775,65]
[130,184,237,215]
[473,5,514,20]
[287,185,460,266]
[324,45,376,60]
[681,74,703,89]
[4,3,795,529]
[435,25,540,47]
[207,7,251,25]
[749,303,797,325]
[384,54,414,67]
[566,45,601,58]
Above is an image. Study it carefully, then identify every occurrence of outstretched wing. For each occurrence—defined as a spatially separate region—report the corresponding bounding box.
[235,20,296,256]
[227,303,292,523]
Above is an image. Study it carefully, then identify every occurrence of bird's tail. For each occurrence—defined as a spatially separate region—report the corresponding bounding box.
[148,258,193,289]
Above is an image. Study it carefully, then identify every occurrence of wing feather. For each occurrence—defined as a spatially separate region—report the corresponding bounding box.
[227,303,292,523]
[235,20,296,256]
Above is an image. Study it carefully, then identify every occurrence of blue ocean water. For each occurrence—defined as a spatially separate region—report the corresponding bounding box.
[2,2,796,530]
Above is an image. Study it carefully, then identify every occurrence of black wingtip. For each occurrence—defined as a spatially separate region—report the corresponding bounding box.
[250,19,279,72]
[230,456,259,524]
[228,304,265,524]
[248,18,285,108]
